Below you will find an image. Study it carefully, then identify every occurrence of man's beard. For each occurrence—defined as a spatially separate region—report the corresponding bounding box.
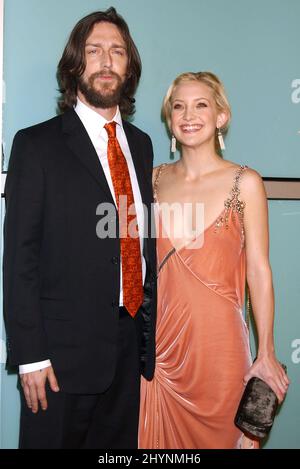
[78,71,126,109]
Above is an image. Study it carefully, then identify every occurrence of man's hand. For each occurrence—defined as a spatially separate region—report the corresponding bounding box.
[20,366,60,413]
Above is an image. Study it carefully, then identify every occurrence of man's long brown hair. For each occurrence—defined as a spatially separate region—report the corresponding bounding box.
[57,7,142,116]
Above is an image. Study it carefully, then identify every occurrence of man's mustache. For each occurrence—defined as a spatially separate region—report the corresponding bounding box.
[90,70,121,80]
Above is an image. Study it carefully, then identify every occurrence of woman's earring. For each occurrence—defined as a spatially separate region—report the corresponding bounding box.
[217,128,225,151]
[171,135,177,153]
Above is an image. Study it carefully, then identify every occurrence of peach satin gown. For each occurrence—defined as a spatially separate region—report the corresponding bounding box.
[139,164,257,449]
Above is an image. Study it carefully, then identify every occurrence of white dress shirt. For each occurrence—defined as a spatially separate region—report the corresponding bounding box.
[19,98,146,374]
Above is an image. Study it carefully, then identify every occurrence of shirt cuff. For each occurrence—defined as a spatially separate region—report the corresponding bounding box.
[19,359,52,374]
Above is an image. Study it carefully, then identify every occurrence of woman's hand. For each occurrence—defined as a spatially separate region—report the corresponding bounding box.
[243,354,290,403]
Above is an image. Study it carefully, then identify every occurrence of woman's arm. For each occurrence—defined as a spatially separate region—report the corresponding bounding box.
[241,168,290,402]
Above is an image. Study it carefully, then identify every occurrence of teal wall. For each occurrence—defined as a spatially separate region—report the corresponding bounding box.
[1,0,299,449]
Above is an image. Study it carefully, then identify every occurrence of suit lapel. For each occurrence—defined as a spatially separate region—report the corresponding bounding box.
[122,120,151,207]
[123,121,154,262]
[62,109,114,202]
[61,110,151,207]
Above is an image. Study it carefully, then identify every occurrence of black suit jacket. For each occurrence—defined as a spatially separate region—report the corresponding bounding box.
[3,109,157,393]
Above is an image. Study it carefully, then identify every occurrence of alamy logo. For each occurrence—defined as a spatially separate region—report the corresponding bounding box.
[96,199,205,249]
[291,79,300,103]
[291,338,300,364]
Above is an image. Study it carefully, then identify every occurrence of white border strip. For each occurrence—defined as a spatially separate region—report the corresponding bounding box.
[0,2,4,452]
[0,0,4,196]
[0,0,3,175]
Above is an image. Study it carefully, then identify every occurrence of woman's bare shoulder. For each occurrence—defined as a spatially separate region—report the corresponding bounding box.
[242,166,264,188]
[152,165,163,186]
[152,163,175,185]
[153,162,175,174]
[223,161,263,189]
[240,166,266,201]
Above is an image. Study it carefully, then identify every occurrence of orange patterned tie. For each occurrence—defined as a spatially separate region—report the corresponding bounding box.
[104,121,143,318]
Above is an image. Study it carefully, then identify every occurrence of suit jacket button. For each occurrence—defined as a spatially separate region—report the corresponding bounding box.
[111,256,119,265]
[111,300,117,307]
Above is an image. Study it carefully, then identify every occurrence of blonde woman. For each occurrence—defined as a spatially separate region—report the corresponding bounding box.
[138,72,289,449]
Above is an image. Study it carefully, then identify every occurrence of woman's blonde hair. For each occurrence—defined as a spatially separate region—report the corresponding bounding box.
[162,72,231,150]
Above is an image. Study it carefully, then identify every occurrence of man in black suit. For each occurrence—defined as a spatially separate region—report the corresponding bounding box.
[3,7,156,449]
